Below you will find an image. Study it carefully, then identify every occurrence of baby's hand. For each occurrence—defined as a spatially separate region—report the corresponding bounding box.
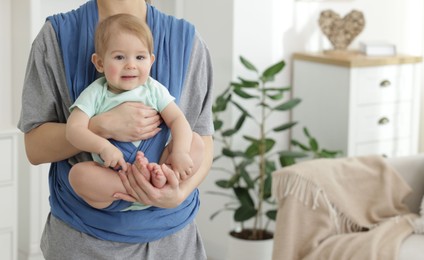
[100,145,127,171]
[167,151,194,181]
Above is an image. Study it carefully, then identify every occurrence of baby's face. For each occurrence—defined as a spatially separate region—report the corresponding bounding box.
[102,32,154,94]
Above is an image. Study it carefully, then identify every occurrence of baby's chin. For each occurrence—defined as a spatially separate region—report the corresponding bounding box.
[110,82,141,93]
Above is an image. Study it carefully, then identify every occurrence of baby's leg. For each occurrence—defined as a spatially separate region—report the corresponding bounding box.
[160,132,204,180]
[69,161,126,209]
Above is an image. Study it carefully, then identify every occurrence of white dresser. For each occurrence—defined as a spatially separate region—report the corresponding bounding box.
[0,129,18,260]
[291,52,422,157]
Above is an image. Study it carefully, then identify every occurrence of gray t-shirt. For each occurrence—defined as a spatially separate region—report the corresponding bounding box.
[18,21,214,163]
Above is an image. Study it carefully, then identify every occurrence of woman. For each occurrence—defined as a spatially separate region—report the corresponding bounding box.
[18,0,214,259]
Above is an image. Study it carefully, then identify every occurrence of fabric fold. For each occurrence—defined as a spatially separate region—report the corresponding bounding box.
[272,155,417,260]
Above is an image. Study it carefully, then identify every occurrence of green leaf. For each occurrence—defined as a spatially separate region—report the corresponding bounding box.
[216,180,231,189]
[212,93,231,113]
[239,167,255,189]
[230,82,245,89]
[291,139,310,151]
[231,100,252,117]
[228,174,241,187]
[234,205,257,222]
[222,148,246,158]
[212,155,222,162]
[257,102,271,109]
[243,135,259,142]
[263,86,291,92]
[234,88,257,99]
[234,114,247,131]
[263,139,276,152]
[262,60,285,82]
[303,127,311,138]
[266,92,283,100]
[309,137,319,151]
[278,150,308,158]
[263,175,272,199]
[273,121,297,132]
[245,139,275,158]
[245,142,259,158]
[279,151,308,166]
[274,98,301,111]
[222,129,238,137]
[213,119,223,131]
[215,173,241,189]
[234,187,254,207]
[265,160,277,175]
[266,210,277,221]
[231,81,257,89]
[238,77,259,88]
[239,56,258,72]
[320,149,342,158]
[280,157,296,167]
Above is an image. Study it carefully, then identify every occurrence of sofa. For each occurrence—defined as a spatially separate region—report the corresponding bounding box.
[388,154,424,259]
[272,154,424,260]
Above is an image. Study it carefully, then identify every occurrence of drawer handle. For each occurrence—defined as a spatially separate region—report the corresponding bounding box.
[380,80,391,87]
[378,117,390,125]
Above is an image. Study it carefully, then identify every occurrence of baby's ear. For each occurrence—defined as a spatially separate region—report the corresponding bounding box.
[91,53,104,73]
[150,53,156,65]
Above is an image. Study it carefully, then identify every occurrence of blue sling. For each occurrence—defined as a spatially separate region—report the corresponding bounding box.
[47,0,198,243]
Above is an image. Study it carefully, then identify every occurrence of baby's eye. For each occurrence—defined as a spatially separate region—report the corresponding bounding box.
[136,55,146,60]
[114,55,125,60]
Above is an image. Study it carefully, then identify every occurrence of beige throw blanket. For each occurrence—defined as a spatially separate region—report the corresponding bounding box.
[272,155,417,260]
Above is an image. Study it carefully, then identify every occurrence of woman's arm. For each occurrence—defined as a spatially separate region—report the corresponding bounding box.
[24,102,161,165]
[25,123,79,165]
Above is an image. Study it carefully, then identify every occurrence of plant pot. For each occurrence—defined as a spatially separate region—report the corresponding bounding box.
[226,230,274,260]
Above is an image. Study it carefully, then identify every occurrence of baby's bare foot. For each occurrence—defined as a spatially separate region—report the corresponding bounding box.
[135,151,149,169]
[148,163,167,188]
[135,151,151,181]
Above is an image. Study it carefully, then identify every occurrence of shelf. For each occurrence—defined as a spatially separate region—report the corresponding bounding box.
[293,51,423,68]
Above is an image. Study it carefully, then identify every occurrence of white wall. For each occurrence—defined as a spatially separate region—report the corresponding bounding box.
[5,0,424,260]
[1,0,12,129]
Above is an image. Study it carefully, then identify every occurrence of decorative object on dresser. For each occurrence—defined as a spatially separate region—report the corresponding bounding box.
[291,52,422,158]
[360,41,397,56]
[318,10,365,51]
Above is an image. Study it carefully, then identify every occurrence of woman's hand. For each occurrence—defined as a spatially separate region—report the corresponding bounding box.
[114,163,186,208]
[114,136,214,208]
[89,102,162,142]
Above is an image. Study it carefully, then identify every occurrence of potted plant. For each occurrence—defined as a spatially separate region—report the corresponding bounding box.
[210,56,339,258]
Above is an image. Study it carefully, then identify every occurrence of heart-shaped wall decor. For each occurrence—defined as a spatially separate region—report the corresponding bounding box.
[318,10,365,50]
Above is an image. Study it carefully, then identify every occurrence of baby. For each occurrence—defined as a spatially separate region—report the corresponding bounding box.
[66,14,204,210]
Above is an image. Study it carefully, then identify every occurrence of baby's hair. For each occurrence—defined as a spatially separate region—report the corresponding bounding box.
[94,14,154,57]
